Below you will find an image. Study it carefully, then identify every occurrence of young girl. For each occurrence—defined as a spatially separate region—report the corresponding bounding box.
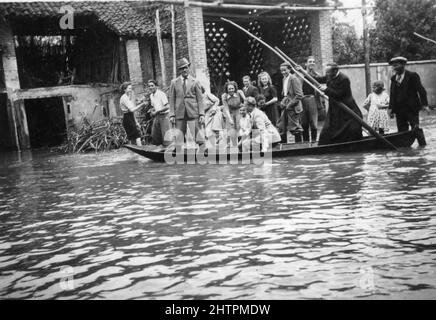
[362,80,390,134]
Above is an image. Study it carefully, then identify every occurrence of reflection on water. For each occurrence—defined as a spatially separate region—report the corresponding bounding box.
[1,115,436,299]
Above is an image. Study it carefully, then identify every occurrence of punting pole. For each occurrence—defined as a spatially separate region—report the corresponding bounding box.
[273,48,398,151]
[155,10,167,86]
[220,17,398,151]
[413,32,436,45]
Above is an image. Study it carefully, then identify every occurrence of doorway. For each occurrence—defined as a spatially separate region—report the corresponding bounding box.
[24,97,67,148]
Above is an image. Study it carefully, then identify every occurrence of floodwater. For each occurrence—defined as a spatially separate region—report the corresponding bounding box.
[1,115,436,300]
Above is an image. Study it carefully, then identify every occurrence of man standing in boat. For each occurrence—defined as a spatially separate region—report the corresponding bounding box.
[148,79,172,149]
[169,58,205,147]
[300,56,322,143]
[278,62,304,143]
[317,63,363,145]
[388,56,429,133]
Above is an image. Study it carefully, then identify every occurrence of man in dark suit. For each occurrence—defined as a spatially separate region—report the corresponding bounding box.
[317,63,363,145]
[169,58,205,146]
[242,75,259,99]
[388,56,429,132]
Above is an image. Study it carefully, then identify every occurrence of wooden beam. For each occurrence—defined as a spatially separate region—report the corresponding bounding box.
[203,11,305,21]
[14,99,30,150]
[145,0,372,11]
[171,4,177,79]
[155,9,167,86]
[362,0,371,96]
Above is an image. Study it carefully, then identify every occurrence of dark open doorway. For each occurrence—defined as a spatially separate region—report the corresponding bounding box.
[24,97,66,148]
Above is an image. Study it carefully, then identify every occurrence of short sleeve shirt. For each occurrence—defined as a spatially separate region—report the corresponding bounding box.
[120,93,136,113]
[150,89,169,113]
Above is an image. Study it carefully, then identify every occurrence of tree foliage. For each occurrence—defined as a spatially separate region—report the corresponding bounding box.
[332,19,364,65]
[370,0,436,62]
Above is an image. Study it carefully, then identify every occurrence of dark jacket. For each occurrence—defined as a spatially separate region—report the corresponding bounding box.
[242,85,259,99]
[317,72,363,145]
[389,70,428,114]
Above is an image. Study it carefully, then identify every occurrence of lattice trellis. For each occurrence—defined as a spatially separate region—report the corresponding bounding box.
[248,10,264,79]
[205,22,230,93]
[281,13,311,66]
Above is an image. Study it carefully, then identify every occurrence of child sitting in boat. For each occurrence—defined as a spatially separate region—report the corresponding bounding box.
[362,80,390,134]
[238,105,252,151]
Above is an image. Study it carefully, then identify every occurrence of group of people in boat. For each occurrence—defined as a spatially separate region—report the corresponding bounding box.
[119,55,429,151]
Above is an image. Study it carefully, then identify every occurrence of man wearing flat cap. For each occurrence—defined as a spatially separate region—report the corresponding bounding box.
[388,56,429,132]
[169,58,205,146]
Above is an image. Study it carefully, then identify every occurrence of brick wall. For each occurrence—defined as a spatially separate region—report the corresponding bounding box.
[138,38,155,85]
[125,39,144,88]
[162,38,174,87]
[183,6,210,90]
[309,10,333,71]
[174,5,189,63]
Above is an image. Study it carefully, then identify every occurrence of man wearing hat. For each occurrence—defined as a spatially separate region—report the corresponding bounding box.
[169,58,205,146]
[388,56,429,132]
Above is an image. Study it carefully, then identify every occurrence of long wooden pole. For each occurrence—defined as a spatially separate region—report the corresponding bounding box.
[145,0,371,11]
[273,47,397,151]
[221,17,398,151]
[275,47,322,87]
[413,32,436,45]
[155,9,167,86]
[171,4,177,79]
[362,0,371,96]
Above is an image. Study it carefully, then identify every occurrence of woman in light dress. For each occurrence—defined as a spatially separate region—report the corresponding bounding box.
[203,87,232,145]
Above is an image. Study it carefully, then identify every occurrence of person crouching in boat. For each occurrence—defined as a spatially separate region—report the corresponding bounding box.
[148,79,172,149]
[362,80,390,135]
[119,82,147,146]
[316,63,363,145]
[242,96,281,152]
[238,105,252,151]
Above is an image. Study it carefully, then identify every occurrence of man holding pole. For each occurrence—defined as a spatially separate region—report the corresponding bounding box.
[317,63,363,145]
[169,58,205,147]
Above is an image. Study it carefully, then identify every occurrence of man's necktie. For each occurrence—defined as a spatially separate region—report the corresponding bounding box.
[396,74,402,84]
[183,78,187,94]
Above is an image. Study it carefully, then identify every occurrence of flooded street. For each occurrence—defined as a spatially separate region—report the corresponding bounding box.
[1,115,436,299]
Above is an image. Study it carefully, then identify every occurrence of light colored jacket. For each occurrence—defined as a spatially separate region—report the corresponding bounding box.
[250,108,281,145]
[169,75,205,120]
[282,73,303,112]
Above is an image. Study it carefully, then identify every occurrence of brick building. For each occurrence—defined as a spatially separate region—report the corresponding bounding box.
[0,0,333,150]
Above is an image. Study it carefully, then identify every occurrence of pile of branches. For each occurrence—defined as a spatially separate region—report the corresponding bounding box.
[55,117,129,153]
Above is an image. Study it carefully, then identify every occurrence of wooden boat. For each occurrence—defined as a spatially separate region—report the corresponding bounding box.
[124,129,423,163]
